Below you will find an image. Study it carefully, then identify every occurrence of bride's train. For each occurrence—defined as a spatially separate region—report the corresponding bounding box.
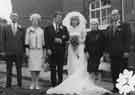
[47,71,111,95]
[47,44,111,95]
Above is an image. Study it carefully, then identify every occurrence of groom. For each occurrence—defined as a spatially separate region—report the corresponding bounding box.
[45,12,69,86]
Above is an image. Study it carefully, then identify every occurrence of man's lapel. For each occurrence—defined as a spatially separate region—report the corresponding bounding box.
[11,23,19,36]
[51,24,56,34]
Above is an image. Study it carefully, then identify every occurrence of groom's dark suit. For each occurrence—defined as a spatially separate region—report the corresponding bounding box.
[45,24,69,86]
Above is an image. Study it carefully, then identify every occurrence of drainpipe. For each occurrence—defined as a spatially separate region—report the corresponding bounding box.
[122,0,125,22]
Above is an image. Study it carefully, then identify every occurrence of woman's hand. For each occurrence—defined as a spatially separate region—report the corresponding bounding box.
[80,31,86,42]
[43,49,46,57]
[47,49,52,56]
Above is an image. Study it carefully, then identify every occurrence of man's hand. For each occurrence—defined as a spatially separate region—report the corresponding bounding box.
[54,38,62,44]
[123,52,129,58]
[85,52,89,59]
[47,49,52,56]
[0,52,6,56]
[103,52,110,62]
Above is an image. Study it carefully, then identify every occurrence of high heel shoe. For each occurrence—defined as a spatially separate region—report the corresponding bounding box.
[29,84,34,90]
[35,85,41,90]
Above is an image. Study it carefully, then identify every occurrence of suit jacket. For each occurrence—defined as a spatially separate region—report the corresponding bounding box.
[105,22,131,56]
[45,24,69,56]
[0,24,5,53]
[3,24,25,56]
[85,30,105,57]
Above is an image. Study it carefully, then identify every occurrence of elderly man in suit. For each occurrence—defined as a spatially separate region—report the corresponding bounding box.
[3,13,25,88]
[105,9,131,93]
[45,12,69,87]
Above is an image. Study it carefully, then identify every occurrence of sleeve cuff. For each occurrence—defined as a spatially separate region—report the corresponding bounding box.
[43,45,46,49]
[24,45,29,48]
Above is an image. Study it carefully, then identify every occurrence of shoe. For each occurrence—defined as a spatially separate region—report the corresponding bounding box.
[35,85,41,90]
[29,84,34,90]
[52,84,57,87]
[6,86,11,88]
[6,84,11,88]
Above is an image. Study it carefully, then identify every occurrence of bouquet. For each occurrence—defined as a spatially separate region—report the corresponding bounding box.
[70,35,79,49]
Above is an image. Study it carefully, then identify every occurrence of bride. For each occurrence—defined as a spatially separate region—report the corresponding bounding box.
[46,11,111,95]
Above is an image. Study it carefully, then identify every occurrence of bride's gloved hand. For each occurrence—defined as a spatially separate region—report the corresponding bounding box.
[85,52,89,59]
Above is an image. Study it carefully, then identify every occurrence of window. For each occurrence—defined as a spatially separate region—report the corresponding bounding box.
[89,0,111,29]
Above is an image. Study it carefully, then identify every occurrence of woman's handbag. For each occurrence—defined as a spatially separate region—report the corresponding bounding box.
[98,56,111,72]
[42,55,50,72]
[42,63,50,72]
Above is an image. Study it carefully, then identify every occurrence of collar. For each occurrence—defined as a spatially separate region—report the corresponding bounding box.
[53,22,64,30]
[11,22,20,29]
[53,22,56,30]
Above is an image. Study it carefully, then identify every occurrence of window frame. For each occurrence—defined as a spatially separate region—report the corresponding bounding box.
[89,0,111,30]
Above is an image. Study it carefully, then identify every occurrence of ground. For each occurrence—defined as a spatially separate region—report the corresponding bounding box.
[0,61,116,95]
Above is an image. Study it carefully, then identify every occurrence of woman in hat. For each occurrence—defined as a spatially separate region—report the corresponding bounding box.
[25,13,45,89]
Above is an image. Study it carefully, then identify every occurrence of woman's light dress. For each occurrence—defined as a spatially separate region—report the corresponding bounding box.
[25,26,45,71]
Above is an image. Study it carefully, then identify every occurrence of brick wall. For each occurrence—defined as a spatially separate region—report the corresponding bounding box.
[12,0,63,26]
[11,0,87,26]
[62,0,83,13]
[111,0,122,13]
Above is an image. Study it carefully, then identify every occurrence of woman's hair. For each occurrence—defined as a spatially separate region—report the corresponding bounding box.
[30,13,41,21]
[10,12,18,18]
[70,16,80,27]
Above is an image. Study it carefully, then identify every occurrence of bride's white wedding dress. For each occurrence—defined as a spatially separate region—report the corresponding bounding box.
[47,34,110,95]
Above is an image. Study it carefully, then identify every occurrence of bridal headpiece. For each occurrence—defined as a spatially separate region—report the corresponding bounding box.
[30,13,41,21]
[63,11,87,34]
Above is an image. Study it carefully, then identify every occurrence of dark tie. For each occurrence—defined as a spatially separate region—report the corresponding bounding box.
[56,24,60,33]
